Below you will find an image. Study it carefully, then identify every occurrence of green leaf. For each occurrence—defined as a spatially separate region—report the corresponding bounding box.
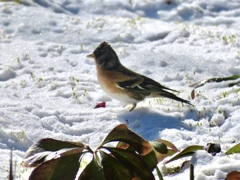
[99,124,152,155]
[158,139,179,152]
[22,138,85,167]
[104,147,155,180]
[99,150,133,180]
[117,142,159,173]
[79,155,104,180]
[142,150,158,171]
[151,139,179,162]
[117,141,158,172]
[225,143,240,155]
[151,141,168,154]
[166,145,204,164]
[29,147,84,180]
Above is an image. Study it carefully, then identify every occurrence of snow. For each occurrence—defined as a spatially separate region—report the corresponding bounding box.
[1,0,240,179]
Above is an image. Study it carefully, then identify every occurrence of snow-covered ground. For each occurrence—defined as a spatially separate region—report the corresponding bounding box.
[1,0,240,179]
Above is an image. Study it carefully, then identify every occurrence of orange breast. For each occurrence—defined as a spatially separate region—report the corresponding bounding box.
[97,68,125,94]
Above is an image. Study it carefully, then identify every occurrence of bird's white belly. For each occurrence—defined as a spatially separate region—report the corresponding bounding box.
[99,82,139,104]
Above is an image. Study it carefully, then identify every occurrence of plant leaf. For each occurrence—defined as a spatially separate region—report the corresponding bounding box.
[150,141,168,154]
[142,149,158,171]
[151,139,179,162]
[22,151,54,167]
[23,147,85,167]
[116,141,130,149]
[105,147,155,180]
[29,147,84,180]
[229,80,240,87]
[99,124,152,155]
[166,145,204,164]
[190,75,240,89]
[157,139,179,152]
[116,140,157,171]
[79,155,104,180]
[104,147,155,179]
[99,150,133,180]
[225,143,240,155]
[22,138,85,167]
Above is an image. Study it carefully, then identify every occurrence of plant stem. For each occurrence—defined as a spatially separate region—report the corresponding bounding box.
[156,166,164,180]
[190,163,194,180]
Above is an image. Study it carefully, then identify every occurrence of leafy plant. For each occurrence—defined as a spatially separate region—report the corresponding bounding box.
[22,124,203,180]
[22,124,166,180]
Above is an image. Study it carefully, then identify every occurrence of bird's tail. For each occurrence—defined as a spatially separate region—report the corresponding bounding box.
[154,91,193,106]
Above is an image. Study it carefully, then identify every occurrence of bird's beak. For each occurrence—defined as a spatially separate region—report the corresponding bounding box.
[86,53,95,59]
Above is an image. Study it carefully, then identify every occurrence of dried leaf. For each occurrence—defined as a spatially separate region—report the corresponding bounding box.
[225,171,240,180]
[190,75,240,89]
[191,89,195,99]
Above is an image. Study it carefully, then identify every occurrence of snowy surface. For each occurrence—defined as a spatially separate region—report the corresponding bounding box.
[1,0,240,179]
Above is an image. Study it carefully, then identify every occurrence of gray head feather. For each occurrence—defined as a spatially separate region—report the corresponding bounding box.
[93,42,121,69]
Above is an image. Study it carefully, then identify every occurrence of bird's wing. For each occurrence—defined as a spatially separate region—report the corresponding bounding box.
[140,75,178,92]
[116,65,177,93]
[115,65,145,90]
[117,77,144,90]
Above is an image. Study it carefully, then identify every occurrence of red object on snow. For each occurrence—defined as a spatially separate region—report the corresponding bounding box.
[94,101,106,109]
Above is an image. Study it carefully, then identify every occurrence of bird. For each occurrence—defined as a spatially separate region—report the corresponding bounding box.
[87,41,192,111]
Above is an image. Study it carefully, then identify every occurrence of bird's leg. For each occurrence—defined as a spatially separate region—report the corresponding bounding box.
[129,103,137,112]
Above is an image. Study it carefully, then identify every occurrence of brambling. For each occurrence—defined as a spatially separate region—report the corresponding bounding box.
[87,41,192,111]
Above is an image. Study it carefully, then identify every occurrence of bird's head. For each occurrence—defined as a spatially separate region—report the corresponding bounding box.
[87,42,121,69]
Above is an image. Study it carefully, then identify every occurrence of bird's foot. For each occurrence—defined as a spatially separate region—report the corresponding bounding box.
[129,103,137,112]
[123,103,137,112]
